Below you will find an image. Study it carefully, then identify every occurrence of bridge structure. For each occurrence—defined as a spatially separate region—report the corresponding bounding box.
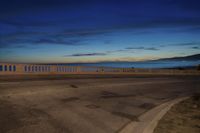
[0,63,199,75]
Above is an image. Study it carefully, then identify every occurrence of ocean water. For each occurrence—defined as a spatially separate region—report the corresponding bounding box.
[63,60,200,68]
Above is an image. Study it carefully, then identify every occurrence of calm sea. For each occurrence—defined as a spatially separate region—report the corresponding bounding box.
[57,60,200,68]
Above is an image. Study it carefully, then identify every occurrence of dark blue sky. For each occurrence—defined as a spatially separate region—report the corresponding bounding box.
[0,0,200,63]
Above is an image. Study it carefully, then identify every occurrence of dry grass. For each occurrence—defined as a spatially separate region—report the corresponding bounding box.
[154,94,200,133]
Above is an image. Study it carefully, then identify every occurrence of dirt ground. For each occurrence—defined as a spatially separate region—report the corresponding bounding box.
[154,94,200,133]
[0,75,200,133]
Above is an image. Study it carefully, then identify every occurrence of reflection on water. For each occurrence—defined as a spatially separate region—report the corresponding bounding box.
[63,60,200,68]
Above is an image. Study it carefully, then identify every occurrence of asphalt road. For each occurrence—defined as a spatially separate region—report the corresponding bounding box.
[0,76,199,133]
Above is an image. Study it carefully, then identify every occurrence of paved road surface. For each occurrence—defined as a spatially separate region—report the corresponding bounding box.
[0,76,199,133]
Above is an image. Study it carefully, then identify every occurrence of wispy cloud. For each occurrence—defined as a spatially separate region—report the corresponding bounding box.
[63,46,160,58]
[106,49,129,53]
[173,42,200,46]
[161,42,200,47]
[0,31,87,48]
[34,38,82,45]
[191,46,200,49]
[64,52,107,57]
[125,47,159,51]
